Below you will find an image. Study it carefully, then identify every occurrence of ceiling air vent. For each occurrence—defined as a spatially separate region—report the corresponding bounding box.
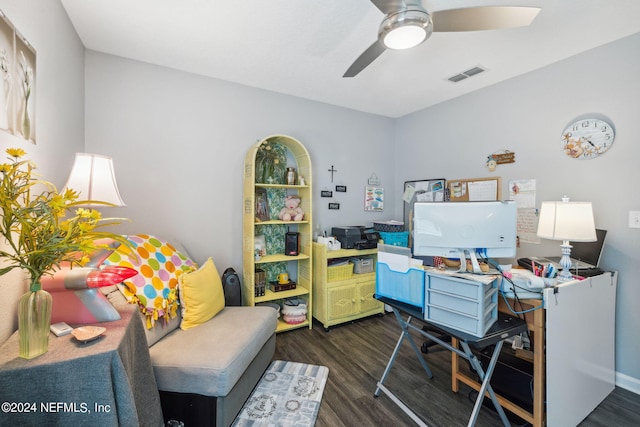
[448,66,486,83]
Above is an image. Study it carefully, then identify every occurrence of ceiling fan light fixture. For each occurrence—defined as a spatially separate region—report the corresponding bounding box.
[379,9,433,50]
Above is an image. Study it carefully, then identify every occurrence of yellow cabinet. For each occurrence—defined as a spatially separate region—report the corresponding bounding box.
[312,243,383,331]
[242,135,313,332]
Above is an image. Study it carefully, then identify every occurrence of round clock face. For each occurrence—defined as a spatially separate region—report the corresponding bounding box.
[562,118,615,159]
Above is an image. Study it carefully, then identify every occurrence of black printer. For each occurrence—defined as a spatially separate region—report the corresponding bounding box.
[331,226,379,250]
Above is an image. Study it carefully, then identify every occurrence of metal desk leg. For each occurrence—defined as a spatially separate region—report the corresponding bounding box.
[460,340,510,427]
[374,308,433,427]
[375,309,433,397]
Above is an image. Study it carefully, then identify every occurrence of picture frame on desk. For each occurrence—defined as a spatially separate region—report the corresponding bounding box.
[255,188,270,222]
[255,235,266,257]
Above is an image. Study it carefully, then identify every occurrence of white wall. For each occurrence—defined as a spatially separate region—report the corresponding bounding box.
[84,51,395,272]
[0,0,85,343]
[393,33,640,391]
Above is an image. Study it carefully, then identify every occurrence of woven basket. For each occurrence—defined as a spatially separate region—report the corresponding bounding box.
[327,263,354,282]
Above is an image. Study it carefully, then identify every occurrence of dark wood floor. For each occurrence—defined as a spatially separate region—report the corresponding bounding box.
[273,312,640,427]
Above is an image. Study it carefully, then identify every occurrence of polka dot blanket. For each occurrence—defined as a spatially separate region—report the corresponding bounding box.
[104,234,197,328]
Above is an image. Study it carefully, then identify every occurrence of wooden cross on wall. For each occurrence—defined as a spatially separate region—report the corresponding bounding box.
[328,165,338,183]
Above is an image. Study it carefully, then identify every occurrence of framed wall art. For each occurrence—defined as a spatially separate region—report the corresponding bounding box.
[0,10,36,143]
[364,186,384,211]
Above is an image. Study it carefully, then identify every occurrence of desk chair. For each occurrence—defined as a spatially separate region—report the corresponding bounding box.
[421,325,451,353]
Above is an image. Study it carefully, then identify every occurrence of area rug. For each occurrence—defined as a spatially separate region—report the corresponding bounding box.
[232,360,329,426]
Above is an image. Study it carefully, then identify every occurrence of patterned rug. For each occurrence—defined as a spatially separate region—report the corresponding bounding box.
[232,360,329,426]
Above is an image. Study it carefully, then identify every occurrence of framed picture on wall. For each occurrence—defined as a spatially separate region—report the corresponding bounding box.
[0,10,37,143]
[364,186,384,211]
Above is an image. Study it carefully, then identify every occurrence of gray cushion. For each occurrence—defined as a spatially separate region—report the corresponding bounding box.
[101,285,182,347]
[149,306,277,397]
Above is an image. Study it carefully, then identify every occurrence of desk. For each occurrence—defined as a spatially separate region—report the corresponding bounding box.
[451,272,617,427]
[375,296,528,427]
[0,306,163,426]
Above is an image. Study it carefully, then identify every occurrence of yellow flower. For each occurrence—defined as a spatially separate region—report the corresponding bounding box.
[78,222,95,232]
[62,187,78,202]
[0,163,10,173]
[76,208,92,218]
[48,194,67,212]
[6,148,26,158]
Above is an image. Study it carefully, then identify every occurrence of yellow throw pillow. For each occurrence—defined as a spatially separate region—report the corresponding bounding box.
[179,257,225,330]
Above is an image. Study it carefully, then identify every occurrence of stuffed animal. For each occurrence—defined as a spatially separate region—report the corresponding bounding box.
[279,195,304,221]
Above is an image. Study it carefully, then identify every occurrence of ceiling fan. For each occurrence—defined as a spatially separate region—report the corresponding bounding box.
[343,1,540,77]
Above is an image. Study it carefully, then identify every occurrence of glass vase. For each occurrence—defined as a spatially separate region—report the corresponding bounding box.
[18,287,52,359]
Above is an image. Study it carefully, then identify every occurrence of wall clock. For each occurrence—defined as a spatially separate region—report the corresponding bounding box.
[562,118,615,159]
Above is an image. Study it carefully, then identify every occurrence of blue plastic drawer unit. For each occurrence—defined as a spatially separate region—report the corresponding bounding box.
[375,262,425,309]
[424,272,498,337]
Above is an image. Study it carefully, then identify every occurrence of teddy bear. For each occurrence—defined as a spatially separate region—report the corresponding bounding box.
[279,195,304,221]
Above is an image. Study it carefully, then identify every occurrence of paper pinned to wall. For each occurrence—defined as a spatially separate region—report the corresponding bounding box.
[509,179,539,243]
[402,185,416,203]
[509,179,536,208]
[517,208,541,244]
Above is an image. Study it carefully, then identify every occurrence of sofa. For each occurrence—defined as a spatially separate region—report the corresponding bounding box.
[99,235,277,427]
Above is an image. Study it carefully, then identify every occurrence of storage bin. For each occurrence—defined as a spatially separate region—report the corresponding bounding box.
[375,261,425,308]
[426,304,497,338]
[350,257,374,274]
[373,221,404,233]
[327,262,354,282]
[424,272,498,337]
[379,231,409,247]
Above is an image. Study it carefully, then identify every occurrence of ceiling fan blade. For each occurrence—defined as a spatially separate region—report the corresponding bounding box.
[370,0,407,15]
[432,6,540,32]
[343,40,387,78]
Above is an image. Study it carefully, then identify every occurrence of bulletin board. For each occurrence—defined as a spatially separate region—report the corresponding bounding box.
[402,178,446,249]
[446,177,502,202]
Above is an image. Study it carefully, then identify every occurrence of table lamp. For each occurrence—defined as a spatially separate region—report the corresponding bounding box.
[62,153,126,207]
[537,196,596,282]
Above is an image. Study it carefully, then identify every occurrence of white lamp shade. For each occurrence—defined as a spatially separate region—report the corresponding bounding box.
[63,153,126,207]
[537,200,596,242]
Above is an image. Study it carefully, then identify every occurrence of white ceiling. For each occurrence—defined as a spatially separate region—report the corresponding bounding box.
[61,0,640,118]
